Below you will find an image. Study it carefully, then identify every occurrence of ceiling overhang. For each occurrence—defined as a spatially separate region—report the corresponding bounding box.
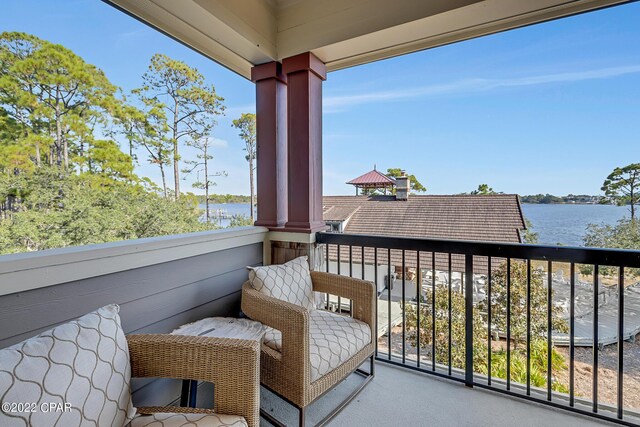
[104,0,632,79]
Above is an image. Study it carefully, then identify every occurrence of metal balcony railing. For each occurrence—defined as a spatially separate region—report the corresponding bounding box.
[316,231,640,426]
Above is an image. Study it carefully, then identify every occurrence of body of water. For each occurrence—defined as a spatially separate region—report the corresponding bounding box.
[204,202,630,247]
[199,203,253,227]
[521,203,629,246]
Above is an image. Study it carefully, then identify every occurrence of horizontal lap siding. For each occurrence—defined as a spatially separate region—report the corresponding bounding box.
[0,242,262,407]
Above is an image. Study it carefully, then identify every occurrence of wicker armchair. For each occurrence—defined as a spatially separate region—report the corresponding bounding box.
[127,334,261,427]
[242,271,376,427]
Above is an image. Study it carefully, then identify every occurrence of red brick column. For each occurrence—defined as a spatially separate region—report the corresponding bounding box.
[251,61,288,228]
[282,52,327,233]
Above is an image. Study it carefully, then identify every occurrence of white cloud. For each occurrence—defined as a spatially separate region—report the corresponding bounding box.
[324,64,640,112]
[206,137,229,148]
[116,28,148,42]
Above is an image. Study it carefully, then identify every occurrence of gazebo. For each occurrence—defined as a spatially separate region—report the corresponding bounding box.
[346,168,396,195]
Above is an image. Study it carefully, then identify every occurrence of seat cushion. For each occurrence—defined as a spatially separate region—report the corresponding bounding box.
[247,256,315,311]
[0,304,136,427]
[129,411,247,427]
[263,310,371,382]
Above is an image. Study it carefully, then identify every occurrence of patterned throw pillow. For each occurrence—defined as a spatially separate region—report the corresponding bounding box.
[248,256,316,311]
[0,304,136,427]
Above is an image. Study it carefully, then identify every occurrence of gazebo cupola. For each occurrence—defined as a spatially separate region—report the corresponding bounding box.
[346,167,396,195]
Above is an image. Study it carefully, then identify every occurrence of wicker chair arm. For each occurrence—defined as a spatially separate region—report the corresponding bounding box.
[241,282,311,382]
[126,334,260,427]
[310,271,376,331]
[241,282,310,333]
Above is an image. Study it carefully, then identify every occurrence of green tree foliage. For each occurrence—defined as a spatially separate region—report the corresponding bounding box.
[229,214,253,228]
[0,32,117,169]
[137,54,225,199]
[601,163,640,221]
[0,170,209,253]
[131,97,172,197]
[232,113,256,223]
[386,168,426,192]
[520,194,565,204]
[522,219,539,244]
[478,261,567,345]
[197,194,251,204]
[405,285,487,371]
[583,218,640,277]
[0,33,218,255]
[405,260,568,391]
[471,184,496,195]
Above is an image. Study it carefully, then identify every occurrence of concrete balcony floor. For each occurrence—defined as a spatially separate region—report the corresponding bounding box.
[261,362,617,427]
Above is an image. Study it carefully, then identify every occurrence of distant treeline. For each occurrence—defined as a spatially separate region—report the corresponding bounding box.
[198,194,251,204]
[520,194,610,204]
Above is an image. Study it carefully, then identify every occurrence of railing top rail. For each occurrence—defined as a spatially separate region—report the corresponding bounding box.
[316,232,640,268]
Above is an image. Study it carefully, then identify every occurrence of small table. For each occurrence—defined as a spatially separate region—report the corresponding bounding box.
[171,317,265,407]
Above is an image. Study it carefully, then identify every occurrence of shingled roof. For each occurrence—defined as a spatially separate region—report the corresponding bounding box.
[323,194,525,242]
[322,194,526,271]
[346,169,396,187]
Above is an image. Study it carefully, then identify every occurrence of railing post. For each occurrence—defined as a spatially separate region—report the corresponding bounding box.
[465,254,474,387]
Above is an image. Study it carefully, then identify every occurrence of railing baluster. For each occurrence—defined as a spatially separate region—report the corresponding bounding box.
[526,259,531,396]
[432,252,436,372]
[349,245,353,314]
[488,257,492,386]
[325,242,329,273]
[618,266,625,420]
[337,245,342,314]
[388,248,392,361]
[570,263,575,407]
[547,260,552,402]
[313,232,640,425]
[506,257,511,390]
[417,251,421,368]
[325,242,330,310]
[465,254,474,387]
[375,248,378,357]
[402,249,406,364]
[593,264,599,413]
[448,252,452,376]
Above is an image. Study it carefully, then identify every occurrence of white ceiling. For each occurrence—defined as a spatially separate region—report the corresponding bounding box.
[104,0,631,79]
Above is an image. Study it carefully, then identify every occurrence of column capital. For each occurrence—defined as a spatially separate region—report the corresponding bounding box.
[251,61,287,84]
[282,52,326,81]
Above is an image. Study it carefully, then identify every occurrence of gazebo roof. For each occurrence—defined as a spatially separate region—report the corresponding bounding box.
[346,169,396,187]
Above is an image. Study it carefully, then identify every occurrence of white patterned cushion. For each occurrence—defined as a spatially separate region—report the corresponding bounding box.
[0,304,136,427]
[129,412,247,427]
[263,310,371,382]
[247,256,315,311]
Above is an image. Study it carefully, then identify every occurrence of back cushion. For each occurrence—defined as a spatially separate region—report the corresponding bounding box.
[0,304,136,427]
[248,256,316,311]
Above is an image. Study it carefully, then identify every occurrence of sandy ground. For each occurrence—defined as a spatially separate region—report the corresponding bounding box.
[555,340,640,410]
[377,325,640,410]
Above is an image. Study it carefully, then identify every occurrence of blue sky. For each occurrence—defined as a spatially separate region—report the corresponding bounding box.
[1,1,639,196]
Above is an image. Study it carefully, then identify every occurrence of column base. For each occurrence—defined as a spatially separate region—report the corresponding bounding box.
[254,219,286,229]
[271,240,325,270]
[282,220,327,234]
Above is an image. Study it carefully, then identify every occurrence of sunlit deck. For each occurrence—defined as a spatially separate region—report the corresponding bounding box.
[260,362,617,426]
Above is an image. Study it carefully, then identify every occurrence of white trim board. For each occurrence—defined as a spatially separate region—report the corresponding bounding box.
[0,227,268,296]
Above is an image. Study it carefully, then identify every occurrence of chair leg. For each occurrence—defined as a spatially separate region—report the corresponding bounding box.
[370,354,375,376]
[299,405,305,427]
[356,355,376,377]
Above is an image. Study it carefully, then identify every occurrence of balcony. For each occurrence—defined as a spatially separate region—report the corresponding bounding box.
[2,227,640,425]
[266,363,609,426]
[317,231,640,426]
